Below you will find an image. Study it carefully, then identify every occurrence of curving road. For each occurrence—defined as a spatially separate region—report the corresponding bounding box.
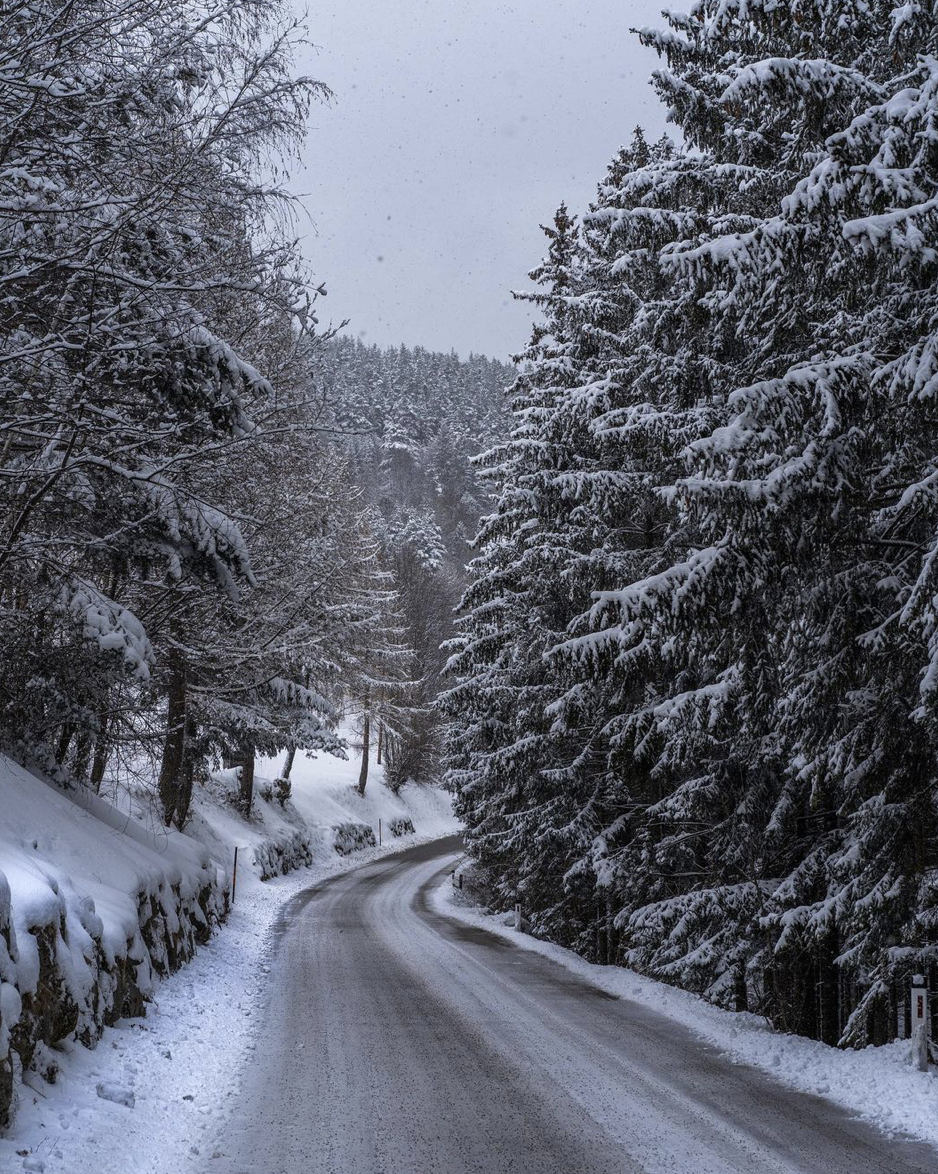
[214,836,936,1174]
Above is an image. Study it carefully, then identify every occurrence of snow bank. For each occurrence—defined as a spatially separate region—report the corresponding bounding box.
[0,755,226,1131]
[434,878,938,1150]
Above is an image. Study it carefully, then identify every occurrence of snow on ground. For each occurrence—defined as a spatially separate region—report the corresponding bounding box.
[432,878,938,1151]
[258,735,455,847]
[0,828,455,1174]
[0,755,222,978]
[0,751,227,1130]
[0,733,455,1172]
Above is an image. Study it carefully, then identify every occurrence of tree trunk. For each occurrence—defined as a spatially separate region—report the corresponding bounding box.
[73,731,91,784]
[376,722,383,765]
[174,716,199,829]
[55,723,73,766]
[175,759,195,830]
[818,932,841,1046]
[158,649,187,826]
[89,712,111,793]
[239,745,256,815]
[282,744,297,780]
[357,713,370,796]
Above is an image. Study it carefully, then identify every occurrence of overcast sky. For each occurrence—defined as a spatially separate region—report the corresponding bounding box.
[293,1,671,360]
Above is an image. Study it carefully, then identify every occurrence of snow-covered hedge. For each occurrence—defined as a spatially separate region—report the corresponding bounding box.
[388,817,415,838]
[332,821,377,855]
[252,831,313,880]
[0,757,227,1132]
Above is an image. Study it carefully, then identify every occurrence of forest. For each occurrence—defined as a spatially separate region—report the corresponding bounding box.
[3,2,938,1149]
[0,0,507,826]
[443,1,938,1050]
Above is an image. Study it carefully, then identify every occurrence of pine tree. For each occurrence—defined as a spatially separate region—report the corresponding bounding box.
[443,206,606,943]
[319,337,511,784]
[446,0,938,1046]
[607,0,938,1039]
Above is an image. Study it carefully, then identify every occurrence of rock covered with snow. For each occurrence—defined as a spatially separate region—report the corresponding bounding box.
[0,872,16,1130]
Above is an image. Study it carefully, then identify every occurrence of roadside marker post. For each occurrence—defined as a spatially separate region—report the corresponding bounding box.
[514,902,522,931]
[379,818,382,846]
[912,974,929,1071]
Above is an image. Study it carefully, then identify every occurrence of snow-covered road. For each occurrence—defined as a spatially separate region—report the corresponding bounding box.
[214,836,936,1174]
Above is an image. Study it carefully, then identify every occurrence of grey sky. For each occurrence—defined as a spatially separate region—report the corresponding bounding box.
[294,1,671,360]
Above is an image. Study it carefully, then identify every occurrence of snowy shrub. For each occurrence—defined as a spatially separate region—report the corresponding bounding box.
[332,822,377,855]
[388,817,415,838]
[252,832,313,880]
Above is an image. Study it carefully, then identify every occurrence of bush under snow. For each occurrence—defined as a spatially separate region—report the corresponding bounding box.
[332,821,377,855]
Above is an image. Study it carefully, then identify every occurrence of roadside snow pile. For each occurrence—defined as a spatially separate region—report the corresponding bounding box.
[0,755,226,1131]
[434,878,938,1150]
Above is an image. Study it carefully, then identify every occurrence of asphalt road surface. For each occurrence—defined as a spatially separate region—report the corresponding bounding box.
[214,836,937,1174]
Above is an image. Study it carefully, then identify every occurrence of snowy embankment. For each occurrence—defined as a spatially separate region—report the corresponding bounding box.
[0,735,456,1168]
[433,878,938,1151]
[0,755,226,1135]
[184,741,454,884]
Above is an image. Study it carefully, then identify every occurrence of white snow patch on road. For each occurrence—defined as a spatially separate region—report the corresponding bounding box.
[432,878,938,1151]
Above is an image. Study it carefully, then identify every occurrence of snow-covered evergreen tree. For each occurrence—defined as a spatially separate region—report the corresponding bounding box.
[611,0,938,1043]
[318,339,511,784]
[448,0,938,1046]
[442,206,609,943]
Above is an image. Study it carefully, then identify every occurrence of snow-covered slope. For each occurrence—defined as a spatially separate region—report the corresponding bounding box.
[259,735,456,847]
[177,729,455,881]
[0,755,458,1172]
[0,755,227,1130]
